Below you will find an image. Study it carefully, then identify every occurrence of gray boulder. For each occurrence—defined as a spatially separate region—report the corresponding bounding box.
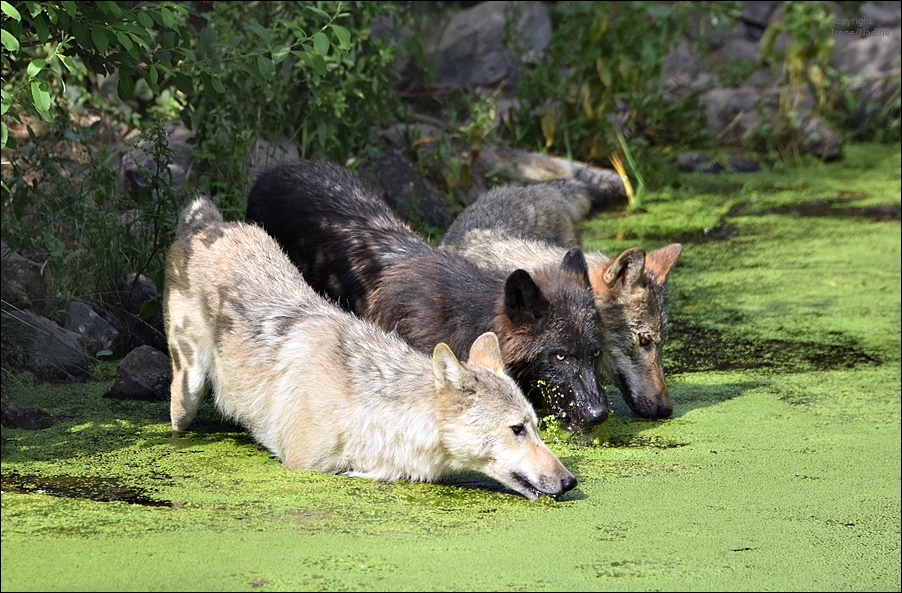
[103,345,172,401]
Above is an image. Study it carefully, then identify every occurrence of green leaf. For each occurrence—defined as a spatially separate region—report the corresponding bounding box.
[117,71,134,101]
[96,1,120,16]
[210,75,225,94]
[60,1,76,17]
[145,65,160,93]
[160,6,175,28]
[30,80,52,119]
[246,21,271,45]
[1,1,21,21]
[32,13,48,42]
[311,53,327,77]
[58,54,77,73]
[256,54,274,80]
[138,300,157,321]
[137,10,153,29]
[91,27,109,53]
[329,24,351,50]
[1,27,19,52]
[271,44,291,64]
[313,31,329,56]
[26,58,45,77]
[305,5,330,18]
[115,31,133,51]
[1,120,7,147]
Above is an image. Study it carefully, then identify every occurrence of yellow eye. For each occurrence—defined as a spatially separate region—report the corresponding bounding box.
[592,350,601,358]
[511,424,525,435]
[639,336,652,348]
[556,353,566,361]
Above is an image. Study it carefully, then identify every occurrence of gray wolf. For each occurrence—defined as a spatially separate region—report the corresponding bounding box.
[441,178,607,248]
[163,195,576,500]
[439,181,682,419]
[245,159,609,433]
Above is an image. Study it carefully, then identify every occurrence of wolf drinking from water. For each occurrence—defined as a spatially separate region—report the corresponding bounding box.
[246,160,609,433]
[164,195,576,499]
[440,179,682,419]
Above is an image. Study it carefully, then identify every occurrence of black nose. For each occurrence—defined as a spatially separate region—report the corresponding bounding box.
[655,400,673,419]
[584,398,610,426]
[561,474,577,494]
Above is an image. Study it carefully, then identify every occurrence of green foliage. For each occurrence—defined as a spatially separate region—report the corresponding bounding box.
[185,1,407,210]
[1,114,182,310]
[759,1,835,116]
[1,0,197,148]
[501,1,741,191]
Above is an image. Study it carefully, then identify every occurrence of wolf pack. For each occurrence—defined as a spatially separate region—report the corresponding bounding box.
[164,159,681,500]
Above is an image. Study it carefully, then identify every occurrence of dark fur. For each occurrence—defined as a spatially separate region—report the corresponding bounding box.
[247,160,609,432]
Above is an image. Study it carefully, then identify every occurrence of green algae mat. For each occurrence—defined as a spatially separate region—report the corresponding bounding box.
[2,144,900,591]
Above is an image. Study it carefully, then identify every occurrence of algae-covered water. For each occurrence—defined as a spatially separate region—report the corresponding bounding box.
[2,144,900,591]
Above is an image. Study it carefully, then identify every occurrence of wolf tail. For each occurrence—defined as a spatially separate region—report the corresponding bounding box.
[176,193,223,238]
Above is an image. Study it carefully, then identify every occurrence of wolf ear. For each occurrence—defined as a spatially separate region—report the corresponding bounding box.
[467,332,505,374]
[602,247,647,290]
[504,270,550,325]
[645,243,682,283]
[433,342,474,393]
[561,247,591,287]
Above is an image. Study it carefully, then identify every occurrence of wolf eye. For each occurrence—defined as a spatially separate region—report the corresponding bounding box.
[511,424,526,436]
[638,335,652,349]
[592,350,601,358]
[555,353,566,361]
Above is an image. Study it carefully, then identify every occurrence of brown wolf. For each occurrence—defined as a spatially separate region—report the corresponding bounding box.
[439,181,682,419]
[246,159,609,433]
[163,195,576,500]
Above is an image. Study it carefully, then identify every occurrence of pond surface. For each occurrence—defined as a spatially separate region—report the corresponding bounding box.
[2,144,900,591]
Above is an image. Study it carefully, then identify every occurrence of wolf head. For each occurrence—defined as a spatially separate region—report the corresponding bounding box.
[589,244,682,419]
[498,247,610,433]
[433,332,577,500]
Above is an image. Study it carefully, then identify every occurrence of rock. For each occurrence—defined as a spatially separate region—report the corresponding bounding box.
[246,134,299,188]
[115,120,194,199]
[103,345,172,401]
[427,0,551,91]
[1,240,46,312]
[739,1,783,41]
[1,309,91,382]
[60,300,120,356]
[1,400,54,430]
[798,115,843,162]
[111,273,166,355]
[364,150,457,229]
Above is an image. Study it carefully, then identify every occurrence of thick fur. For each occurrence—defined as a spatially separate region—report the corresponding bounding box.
[164,195,576,500]
[441,179,604,248]
[440,184,682,419]
[246,160,609,432]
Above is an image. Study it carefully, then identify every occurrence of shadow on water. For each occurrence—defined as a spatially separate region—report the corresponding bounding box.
[665,318,881,375]
[643,195,900,244]
[2,471,173,507]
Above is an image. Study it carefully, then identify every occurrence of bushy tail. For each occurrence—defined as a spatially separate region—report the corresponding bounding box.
[176,193,223,237]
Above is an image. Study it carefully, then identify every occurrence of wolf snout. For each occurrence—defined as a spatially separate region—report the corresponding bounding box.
[560,472,577,495]
[585,396,610,426]
[653,399,673,419]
